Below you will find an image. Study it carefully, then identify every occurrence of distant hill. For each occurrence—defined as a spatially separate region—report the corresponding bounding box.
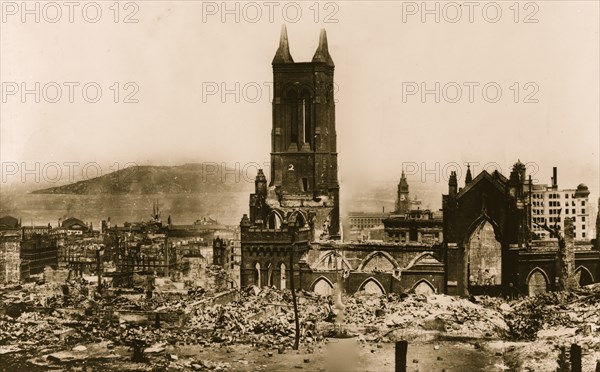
[32,164,254,195]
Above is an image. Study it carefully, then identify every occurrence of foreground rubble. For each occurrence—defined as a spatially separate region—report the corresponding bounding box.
[2,281,600,371]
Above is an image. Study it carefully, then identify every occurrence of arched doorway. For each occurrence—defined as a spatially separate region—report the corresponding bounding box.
[359,278,385,295]
[468,221,502,287]
[267,211,283,229]
[527,269,548,296]
[413,280,435,295]
[267,262,273,287]
[575,267,594,286]
[280,263,286,289]
[254,262,261,287]
[312,277,333,296]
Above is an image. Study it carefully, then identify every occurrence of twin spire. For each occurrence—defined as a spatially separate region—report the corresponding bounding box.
[272,24,294,64]
[272,25,334,66]
[312,28,335,66]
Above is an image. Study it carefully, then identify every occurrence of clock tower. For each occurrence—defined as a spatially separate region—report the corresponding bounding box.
[396,171,410,214]
[269,25,340,237]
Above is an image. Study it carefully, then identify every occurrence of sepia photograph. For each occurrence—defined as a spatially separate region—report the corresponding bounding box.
[0,1,599,371]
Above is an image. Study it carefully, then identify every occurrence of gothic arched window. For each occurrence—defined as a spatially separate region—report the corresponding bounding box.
[300,89,312,147]
[285,90,298,144]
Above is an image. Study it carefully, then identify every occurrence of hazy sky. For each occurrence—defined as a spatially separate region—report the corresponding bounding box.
[1,1,598,207]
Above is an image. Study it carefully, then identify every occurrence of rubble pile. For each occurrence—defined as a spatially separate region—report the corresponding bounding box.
[504,284,600,341]
[186,288,326,347]
[3,285,328,352]
[504,291,572,340]
[344,293,508,339]
[4,280,600,370]
[0,312,60,352]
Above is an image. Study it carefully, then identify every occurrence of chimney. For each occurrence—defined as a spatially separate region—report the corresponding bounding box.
[561,217,577,290]
[552,167,558,188]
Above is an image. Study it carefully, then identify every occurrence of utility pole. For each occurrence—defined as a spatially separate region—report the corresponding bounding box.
[96,244,104,292]
[288,216,301,350]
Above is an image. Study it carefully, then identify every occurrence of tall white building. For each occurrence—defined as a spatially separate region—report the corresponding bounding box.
[531,167,592,241]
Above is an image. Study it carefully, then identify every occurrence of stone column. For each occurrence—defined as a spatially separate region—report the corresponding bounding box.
[596,197,600,250]
[559,218,578,291]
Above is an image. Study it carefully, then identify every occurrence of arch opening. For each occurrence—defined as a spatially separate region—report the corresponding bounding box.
[280,262,286,289]
[527,268,548,296]
[267,262,273,287]
[315,252,351,271]
[254,262,261,288]
[467,221,502,287]
[359,251,398,273]
[312,277,333,296]
[267,211,283,230]
[575,266,594,286]
[412,280,435,296]
[359,278,385,295]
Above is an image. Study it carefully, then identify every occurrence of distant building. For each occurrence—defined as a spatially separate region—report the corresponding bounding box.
[113,234,174,279]
[60,217,91,235]
[20,233,59,275]
[213,236,242,288]
[347,211,389,242]
[0,216,20,230]
[383,209,443,244]
[530,167,592,241]
[62,238,103,277]
[21,225,51,239]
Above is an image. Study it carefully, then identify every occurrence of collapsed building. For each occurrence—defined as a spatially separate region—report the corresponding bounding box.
[103,208,237,288]
[240,27,600,298]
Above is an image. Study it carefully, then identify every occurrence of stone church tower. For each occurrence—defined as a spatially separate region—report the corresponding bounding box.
[267,25,340,238]
[240,26,340,289]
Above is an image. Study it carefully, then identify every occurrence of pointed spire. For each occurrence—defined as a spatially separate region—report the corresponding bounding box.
[312,29,334,66]
[272,24,294,64]
[255,169,267,182]
[449,171,458,187]
[399,170,409,191]
[465,164,473,185]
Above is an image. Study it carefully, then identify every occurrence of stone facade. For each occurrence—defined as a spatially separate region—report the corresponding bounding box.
[0,232,21,283]
[443,162,600,296]
[239,29,600,297]
[240,26,341,289]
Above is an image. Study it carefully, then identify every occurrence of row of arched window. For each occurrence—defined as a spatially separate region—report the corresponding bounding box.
[253,262,287,289]
[527,266,593,296]
[310,276,436,296]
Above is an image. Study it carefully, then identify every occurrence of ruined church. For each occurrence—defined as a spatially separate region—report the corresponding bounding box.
[238,27,600,297]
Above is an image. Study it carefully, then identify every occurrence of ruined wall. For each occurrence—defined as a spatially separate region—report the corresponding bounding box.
[0,239,21,283]
[300,243,445,295]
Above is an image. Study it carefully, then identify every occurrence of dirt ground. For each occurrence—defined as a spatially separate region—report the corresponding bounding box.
[1,339,507,371]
